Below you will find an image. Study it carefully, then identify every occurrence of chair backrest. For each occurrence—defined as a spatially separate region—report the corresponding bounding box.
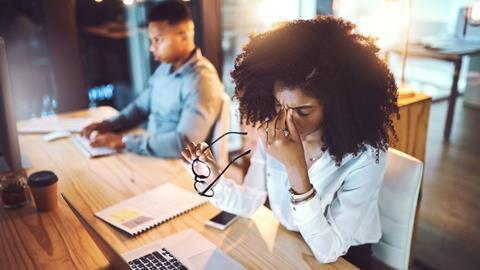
[372,148,423,270]
[210,92,230,168]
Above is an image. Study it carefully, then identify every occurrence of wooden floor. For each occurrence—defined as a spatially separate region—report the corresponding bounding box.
[413,98,480,270]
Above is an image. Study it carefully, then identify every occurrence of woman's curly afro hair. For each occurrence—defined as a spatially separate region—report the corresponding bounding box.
[231,16,399,165]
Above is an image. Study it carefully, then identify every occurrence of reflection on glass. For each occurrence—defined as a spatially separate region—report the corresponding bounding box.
[41,95,58,117]
[221,0,316,149]
[221,0,315,95]
[0,1,57,120]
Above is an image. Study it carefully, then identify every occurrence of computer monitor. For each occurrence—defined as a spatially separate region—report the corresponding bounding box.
[0,36,23,174]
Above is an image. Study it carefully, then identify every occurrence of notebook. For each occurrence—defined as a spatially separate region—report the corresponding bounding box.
[71,135,118,158]
[95,183,208,236]
[18,116,92,133]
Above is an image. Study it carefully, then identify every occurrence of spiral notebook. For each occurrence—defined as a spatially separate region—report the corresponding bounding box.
[95,183,208,236]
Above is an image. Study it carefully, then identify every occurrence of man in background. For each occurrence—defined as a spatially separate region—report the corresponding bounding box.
[82,0,224,158]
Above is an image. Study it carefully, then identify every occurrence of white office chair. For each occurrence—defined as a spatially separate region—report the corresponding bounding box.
[210,92,231,168]
[372,148,423,270]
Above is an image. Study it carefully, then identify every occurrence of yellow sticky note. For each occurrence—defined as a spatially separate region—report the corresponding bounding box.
[110,208,141,223]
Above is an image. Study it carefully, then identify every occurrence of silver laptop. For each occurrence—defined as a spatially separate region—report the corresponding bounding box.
[61,193,244,270]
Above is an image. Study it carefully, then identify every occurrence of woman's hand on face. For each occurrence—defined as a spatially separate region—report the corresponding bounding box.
[258,109,306,169]
[180,141,221,183]
[258,109,311,193]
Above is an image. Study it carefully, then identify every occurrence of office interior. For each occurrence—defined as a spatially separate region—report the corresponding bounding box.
[0,0,479,269]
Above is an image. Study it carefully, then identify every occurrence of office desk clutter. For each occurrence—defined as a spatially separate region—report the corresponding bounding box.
[64,193,244,270]
[7,111,358,269]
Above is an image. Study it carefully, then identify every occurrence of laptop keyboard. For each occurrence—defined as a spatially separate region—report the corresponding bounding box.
[128,248,188,270]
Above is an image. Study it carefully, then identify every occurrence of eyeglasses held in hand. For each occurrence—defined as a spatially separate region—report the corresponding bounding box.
[192,132,251,197]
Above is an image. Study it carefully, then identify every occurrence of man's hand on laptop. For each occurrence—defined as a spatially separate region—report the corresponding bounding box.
[81,121,112,139]
[89,133,125,150]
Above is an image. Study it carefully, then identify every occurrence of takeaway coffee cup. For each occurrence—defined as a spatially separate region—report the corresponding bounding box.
[27,171,58,212]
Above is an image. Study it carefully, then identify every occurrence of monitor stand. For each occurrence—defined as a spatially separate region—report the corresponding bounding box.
[0,154,32,173]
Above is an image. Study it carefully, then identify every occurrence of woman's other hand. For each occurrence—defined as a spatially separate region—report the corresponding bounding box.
[258,109,305,167]
[181,141,221,184]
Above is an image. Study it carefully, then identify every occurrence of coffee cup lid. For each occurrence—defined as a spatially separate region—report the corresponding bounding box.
[28,171,58,187]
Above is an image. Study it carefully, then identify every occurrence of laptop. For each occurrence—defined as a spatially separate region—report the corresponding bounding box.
[61,193,244,270]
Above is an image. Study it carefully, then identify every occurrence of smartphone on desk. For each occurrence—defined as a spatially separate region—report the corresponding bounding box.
[205,211,239,230]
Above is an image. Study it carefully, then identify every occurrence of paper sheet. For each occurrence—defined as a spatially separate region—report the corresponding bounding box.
[18,117,92,133]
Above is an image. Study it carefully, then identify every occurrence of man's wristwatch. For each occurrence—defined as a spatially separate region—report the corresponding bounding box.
[121,134,143,150]
[121,134,136,148]
[121,135,128,144]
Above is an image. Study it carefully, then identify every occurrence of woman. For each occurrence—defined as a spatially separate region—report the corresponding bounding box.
[182,16,398,268]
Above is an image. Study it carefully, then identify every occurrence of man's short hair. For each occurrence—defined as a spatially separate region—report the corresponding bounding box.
[148,0,192,25]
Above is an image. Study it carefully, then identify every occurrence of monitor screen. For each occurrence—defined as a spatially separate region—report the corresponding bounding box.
[0,36,23,174]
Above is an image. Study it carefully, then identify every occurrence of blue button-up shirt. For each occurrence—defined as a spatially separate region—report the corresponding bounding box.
[107,49,224,158]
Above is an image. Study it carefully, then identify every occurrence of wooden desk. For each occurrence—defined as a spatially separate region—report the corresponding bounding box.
[1,107,356,270]
[388,41,480,140]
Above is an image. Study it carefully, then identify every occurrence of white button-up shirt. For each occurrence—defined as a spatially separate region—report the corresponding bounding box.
[210,140,387,263]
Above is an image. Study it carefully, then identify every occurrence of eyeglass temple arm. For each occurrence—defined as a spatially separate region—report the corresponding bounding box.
[200,149,252,195]
[202,131,248,152]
